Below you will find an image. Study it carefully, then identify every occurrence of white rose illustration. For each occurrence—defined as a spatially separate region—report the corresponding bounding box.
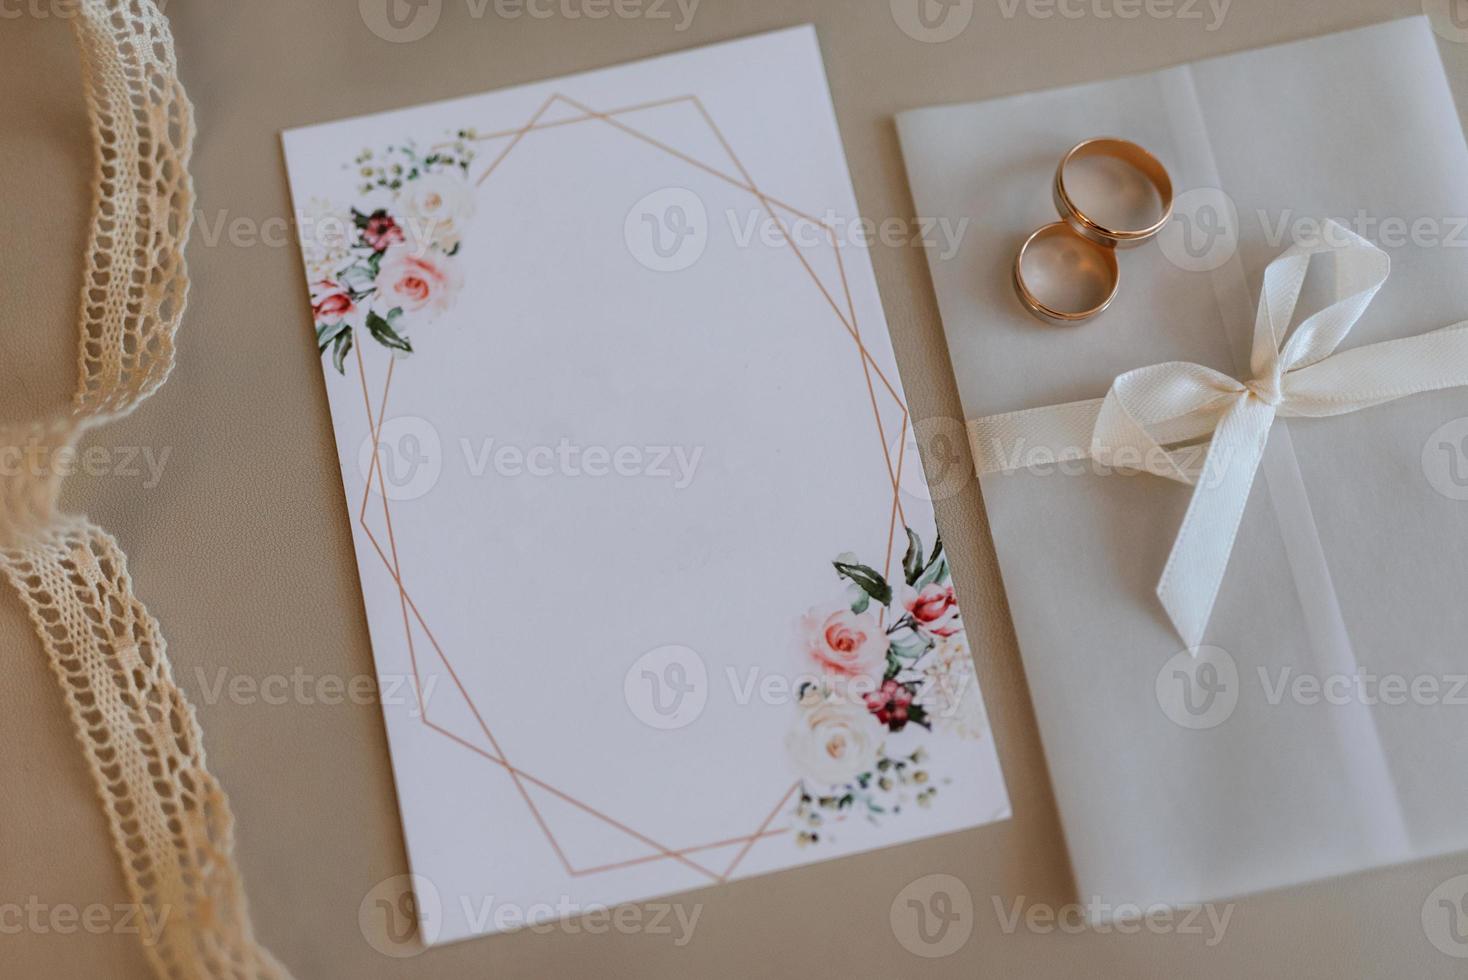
[786,692,882,787]
[394,172,476,253]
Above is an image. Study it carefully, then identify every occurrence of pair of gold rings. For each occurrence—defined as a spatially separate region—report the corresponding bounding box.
[1014,138,1174,323]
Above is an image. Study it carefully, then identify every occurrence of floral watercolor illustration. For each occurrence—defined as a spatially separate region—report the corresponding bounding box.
[786,530,987,845]
[303,132,479,372]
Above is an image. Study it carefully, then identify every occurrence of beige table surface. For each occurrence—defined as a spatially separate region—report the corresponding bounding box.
[4,1,1468,977]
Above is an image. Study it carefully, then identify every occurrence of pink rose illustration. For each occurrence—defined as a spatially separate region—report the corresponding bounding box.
[802,607,887,679]
[376,245,462,316]
[901,583,960,637]
[310,279,355,323]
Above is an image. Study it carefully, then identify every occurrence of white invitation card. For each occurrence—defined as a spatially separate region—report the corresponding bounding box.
[283,26,1008,945]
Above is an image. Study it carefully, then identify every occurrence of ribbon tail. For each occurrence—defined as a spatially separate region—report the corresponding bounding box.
[1282,319,1468,416]
[1156,396,1277,649]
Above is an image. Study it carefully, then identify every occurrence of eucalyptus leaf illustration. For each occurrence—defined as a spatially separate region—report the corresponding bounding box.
[832,560,892,606]
[365,308,412,353]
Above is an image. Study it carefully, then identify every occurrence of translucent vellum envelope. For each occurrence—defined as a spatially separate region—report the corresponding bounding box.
[898,16,1468,913]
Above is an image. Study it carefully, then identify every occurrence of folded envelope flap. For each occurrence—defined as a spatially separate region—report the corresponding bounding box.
[897,16,1468,418]
[898,15,1468,912]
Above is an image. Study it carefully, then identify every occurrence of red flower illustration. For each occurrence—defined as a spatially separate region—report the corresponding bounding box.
[864,679,915,732]
[362,211,406,252]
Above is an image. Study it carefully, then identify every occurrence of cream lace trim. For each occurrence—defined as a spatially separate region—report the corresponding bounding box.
[0,1,289,976]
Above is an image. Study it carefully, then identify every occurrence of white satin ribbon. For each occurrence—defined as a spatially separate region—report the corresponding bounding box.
[971,221,1468,649]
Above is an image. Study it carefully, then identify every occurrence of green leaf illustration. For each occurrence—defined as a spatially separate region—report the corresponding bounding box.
[315,319,350,352]
[914,536,948,590]
[889,629,931,661]
[365,308,412,353]
[351,207,389,230]
[330,328,353,375]
[902,528,924,586]
[833,560,891,606]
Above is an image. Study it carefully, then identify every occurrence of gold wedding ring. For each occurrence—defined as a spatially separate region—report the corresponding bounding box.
[1013,222,1119,323]
[1013,137,1173,324]
[1053,138,1174,248]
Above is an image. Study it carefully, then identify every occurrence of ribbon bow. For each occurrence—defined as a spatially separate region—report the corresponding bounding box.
[972,220,1468,648]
